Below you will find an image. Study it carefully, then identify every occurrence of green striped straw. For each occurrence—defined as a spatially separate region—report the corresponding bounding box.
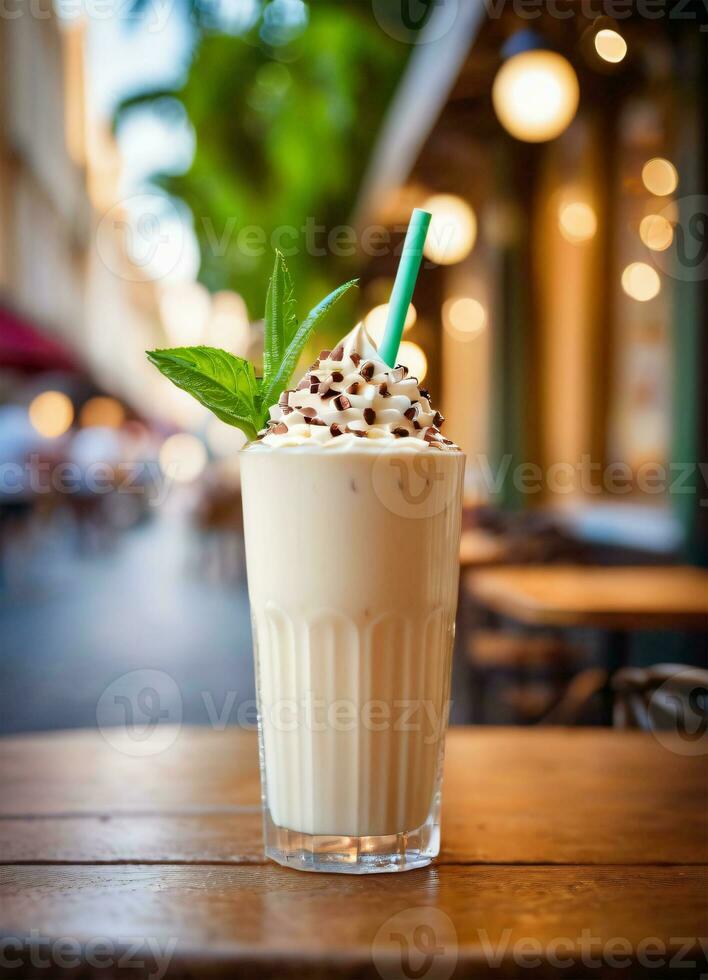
[378,208,432,367]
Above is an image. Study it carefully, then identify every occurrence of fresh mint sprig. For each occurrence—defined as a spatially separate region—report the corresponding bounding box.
[147,252,358,441]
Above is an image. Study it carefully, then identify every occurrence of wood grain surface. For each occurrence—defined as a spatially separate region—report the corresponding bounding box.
[1,727,706,978]
[466,565,708,629]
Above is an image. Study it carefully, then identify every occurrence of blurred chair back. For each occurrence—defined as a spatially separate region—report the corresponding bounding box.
[612,664,708,733]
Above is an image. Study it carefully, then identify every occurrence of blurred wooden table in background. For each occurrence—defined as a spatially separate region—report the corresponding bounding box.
[465,565,708,630]
[1,726,706,977]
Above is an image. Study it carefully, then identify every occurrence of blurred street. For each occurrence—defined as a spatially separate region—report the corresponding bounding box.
[0,509,254,734]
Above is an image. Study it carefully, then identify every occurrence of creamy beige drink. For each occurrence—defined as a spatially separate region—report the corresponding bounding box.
[241,324,463,872]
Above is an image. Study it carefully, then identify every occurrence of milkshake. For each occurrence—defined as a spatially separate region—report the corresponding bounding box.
[241,324,464,873]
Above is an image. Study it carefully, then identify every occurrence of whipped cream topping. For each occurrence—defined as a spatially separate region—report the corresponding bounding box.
[255,324,458,451]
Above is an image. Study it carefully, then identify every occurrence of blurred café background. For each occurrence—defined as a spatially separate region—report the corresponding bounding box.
[0,0,706,734]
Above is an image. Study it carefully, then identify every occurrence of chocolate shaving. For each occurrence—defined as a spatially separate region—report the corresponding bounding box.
[334,394,351,411]
[363,408,376,425]
[318,349,331,360]
[320,388,337,400]
[331,371,344,382]
[404,406,418,421]
[378,383,390,398]
[271,423,288,435]
[346,381,360,395]
[309,418,327,426]
[392,427,409,438]
[360,362,375,381]
[350,352,361,366]
[310,383,320,394]
[330,344,344,361]
[345,426,366,438]
[330,423,343,437]
[413,420,422,430]
[419,387,430,400]
[433,411,445,428]
[301,407,317,418]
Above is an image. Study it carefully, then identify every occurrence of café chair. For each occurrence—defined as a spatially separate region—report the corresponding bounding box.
[467,629,582,723]
[611,664,708,731]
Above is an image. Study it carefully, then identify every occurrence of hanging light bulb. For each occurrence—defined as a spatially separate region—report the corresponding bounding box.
[621,262,661,302]
[492,32,579,143]
[422,194,477,265]
[641,158,679,197]
[364,303,416,346]
[398,341,428,382]
[594,28,627,63]
[639,214,674,252]
[558,201,597,243]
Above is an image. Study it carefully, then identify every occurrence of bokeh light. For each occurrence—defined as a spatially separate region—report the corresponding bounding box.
[594,29,627,63]
[398,341,428,382]
[205,417,248,457]
[621,262,661,302]
[159,432,208,482]
[80,397,126,429]
[558,201,597,243]
[422,194,477,265]
[208,290,251,355]
[442,297,487,340]
[492,50,579,142]
[641,158,678,196]
[364,303,416,346]
[159,280,211,346]
[28,391,74,438]
[639,214,674,252]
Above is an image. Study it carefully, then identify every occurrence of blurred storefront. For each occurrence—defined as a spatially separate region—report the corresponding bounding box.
[355,2,707,565]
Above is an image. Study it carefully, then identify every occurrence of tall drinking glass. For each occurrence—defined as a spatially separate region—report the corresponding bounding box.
[241,446,464,873]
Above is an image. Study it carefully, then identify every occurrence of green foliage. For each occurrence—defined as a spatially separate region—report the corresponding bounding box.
[147,252,358,440]
[116,2,406,323]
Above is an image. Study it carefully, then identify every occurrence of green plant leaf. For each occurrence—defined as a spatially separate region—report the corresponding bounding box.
[263,251,298,386]
[147,346,261,440]
[259,278,358,410]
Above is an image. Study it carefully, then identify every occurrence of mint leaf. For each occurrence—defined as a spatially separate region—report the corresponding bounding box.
[263,251,298,386]
[146,255,359,443]
[259,278,358,410]
[147,346,261,440]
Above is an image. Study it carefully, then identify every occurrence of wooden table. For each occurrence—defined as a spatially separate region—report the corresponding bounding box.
[458,528,507,569]
[466,565,708,720]
[2,727,706,977]
[466,566,708,631]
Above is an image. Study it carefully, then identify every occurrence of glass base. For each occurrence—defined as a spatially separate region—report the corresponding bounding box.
[262,810,440,874]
